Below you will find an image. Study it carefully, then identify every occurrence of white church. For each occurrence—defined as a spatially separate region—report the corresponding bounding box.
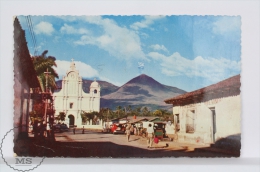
[53,59,101,128]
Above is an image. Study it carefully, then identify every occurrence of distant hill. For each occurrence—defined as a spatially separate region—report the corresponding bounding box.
[101,74,186,111]
[55,79,119,96]
[55,74,186,111]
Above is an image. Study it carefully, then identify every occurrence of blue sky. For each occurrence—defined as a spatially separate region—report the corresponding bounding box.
[18,15,241,92]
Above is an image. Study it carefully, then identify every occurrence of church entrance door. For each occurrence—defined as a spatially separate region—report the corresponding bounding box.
[68,115,75,127]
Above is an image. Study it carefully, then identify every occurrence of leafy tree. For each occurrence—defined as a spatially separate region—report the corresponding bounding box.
[29,100,45,123]
[153,109,163,117]
[81,112,88,124]
[81,111,104,125]
[55,112,66,122]
[91,112,100,125]
[153,109,172,121]
[32,50,59,91]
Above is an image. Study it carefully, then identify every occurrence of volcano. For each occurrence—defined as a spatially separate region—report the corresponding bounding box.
[101,74,186,110]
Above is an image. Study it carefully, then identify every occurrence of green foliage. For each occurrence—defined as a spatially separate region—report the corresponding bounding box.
[29,110,43,124]
[32,50,59,91]
[152,109,172,121]
[81,111,103,124]
[59,112,66,121]
[54,112,66,123]
[29,100,45,123]
[85,105,173,122]
[81,113,88,124]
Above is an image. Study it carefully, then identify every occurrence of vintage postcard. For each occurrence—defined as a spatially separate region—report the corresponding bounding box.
[12,15,241,159]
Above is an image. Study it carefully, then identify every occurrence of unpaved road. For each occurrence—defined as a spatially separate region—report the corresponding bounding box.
[43,129,234,158]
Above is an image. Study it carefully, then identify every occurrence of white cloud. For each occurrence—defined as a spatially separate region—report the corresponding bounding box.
[74,16,148,61]
[150,44,168,52]
[34,21,54,35]
[148,52,241,83]
[130,16,165,30]
[54,60,123,86]
[60,24,90,34]
[54,60,99,79]
[213,17,241,35]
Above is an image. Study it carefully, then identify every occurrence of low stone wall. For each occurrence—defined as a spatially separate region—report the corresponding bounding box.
[77,124,103,130]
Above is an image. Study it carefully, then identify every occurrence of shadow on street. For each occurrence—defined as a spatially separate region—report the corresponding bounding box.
[27,138,235,158]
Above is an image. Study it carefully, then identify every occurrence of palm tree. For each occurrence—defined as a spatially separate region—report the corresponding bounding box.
[134,107,142,116]
[115,106,122,118]
[142,106,150,116]
[100,108,114,121]
[32,50,59,91]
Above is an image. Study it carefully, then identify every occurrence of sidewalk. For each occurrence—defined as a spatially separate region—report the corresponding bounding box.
[163,140,240,156]
[134,136,240,156]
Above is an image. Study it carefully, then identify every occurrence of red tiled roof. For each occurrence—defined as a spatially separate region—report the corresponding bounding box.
[124,116,161,123]
[164,74,241,105]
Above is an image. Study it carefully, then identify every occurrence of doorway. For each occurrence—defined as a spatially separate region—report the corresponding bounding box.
[68,115,75,127]
[210,108,216,142]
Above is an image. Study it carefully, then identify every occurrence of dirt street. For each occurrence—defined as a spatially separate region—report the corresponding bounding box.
[26,129,235,158]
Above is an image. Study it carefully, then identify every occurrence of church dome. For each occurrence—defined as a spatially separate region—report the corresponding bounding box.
[90,79,100,88]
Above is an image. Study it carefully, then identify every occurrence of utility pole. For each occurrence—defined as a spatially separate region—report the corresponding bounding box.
[44,68,51,92]
[44,68,51,123]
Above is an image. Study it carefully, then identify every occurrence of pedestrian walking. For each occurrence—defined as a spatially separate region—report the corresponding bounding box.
[82,126,85,134]
[73,125,76,134]
[125,123,131,142]
[147,123,154,148]
[130,124,134,135]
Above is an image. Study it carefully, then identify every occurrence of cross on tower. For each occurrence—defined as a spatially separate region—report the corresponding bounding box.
[71,58,74,62]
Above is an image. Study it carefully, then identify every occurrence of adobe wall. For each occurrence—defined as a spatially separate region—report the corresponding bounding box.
[172,95,241,145]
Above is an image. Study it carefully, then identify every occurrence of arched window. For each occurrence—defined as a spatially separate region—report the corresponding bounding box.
[94,89,97,94]
[70,103,73,109]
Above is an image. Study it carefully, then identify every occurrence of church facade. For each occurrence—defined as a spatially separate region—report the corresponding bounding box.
[53,59,101,127]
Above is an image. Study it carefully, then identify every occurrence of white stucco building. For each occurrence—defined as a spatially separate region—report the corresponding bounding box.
[53,59,101,127]
[164,75,241,147]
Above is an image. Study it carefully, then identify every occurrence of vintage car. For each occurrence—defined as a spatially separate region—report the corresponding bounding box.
[110,123,126,134]
[153,121,167,139]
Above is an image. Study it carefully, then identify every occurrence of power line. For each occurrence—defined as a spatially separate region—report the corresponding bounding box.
[26,16,38,56]
[28,16,38,56]
[26,16,35,54]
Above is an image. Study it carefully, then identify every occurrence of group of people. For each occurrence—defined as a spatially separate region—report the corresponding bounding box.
[125,123,159,148]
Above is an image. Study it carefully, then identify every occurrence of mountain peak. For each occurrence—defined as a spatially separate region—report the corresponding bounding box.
[139,74,148,77]
[125,74,162,89]
[126,74,160,86]
[101,73,186,110]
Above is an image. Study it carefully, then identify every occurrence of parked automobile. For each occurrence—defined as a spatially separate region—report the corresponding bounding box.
[53,123,61,132]
[60,123,69,132]
[53,123,69,132]
[110,123,126,134]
